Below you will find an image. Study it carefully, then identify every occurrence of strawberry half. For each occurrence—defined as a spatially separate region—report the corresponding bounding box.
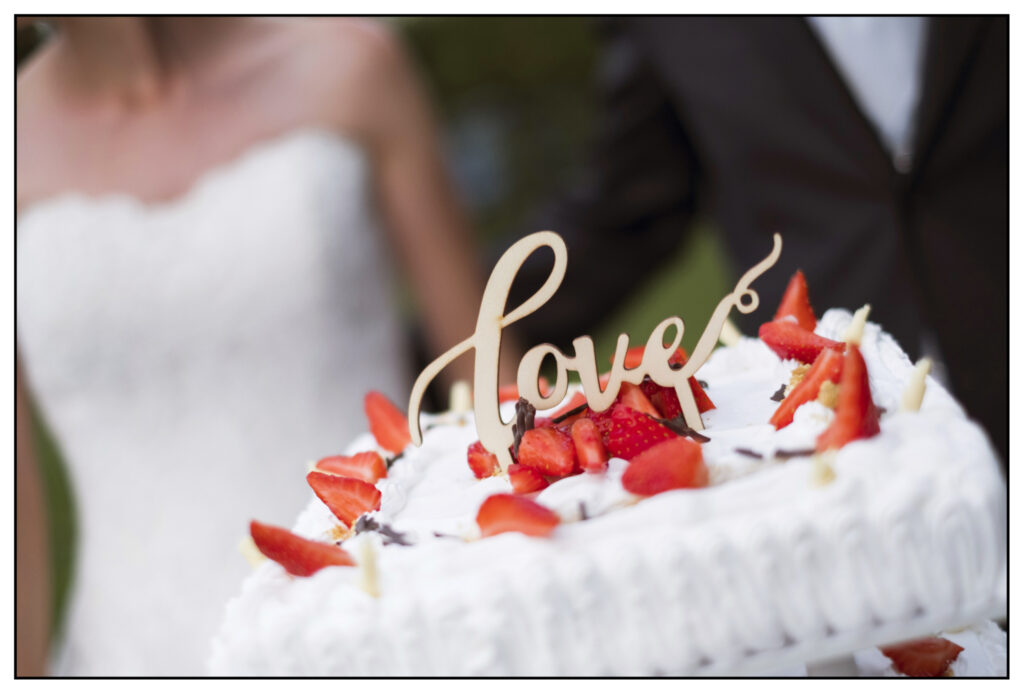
[816,344,881,452]
[618,382,661,418]
[774,269,817,331]
[306,471,382,526]
[548,391,588,421]
[880,637,964,677]
[622,437,708,495]
[517,427,576,477]
[571,417,609,473]
[467,441,500,479]
[364,391,411,454]
[508,463,550,493]
[476,493,560,538]
[315,451,387,484]
[250,520,355,577]
[603,404,679,460]
[640,377,714,417]
[769,346,844,429]
[759,320,844,363]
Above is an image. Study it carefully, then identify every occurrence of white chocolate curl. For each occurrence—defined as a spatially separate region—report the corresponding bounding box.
[359,535,380,598]
[238,536,266,569]
[718,317,743,347]
[842,304,872,345]
[449,380,473,413]
[811,452,836,487]
[900,358,932,412]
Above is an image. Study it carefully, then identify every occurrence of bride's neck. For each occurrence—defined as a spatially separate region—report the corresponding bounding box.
[55,17,261,107]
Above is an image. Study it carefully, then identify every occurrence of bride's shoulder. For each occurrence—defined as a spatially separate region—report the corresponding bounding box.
[281,19,426,142]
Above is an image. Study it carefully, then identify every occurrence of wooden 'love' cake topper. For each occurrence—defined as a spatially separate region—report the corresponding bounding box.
[408,231,782,471]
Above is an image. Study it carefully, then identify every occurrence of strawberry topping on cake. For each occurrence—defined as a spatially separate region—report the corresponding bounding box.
[315,452,388,484]
[774,269,817,331]
[880,637,964,677]
[306,471,382,527]
[816,344,881,452]
[364,391,412,454]
[476,493,560,538]
[759,320,845,363]
[249,520,355,577]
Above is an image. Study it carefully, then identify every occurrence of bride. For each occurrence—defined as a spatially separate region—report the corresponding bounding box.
[17,17,491,675]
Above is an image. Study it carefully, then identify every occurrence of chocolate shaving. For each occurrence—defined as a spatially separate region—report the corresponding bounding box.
[432,531,460,540]
[578,501,589,521]
[774,448,815,460]
[656,414,711,443]
[386,450,405,469]
[354,515,376,533]
[378,525,412,546]
[511,397,536,456]
[354,515,411,546]
[698,379,709,389]
[550,402,588,424]
[734,447,764,459]
[770,384,787,402]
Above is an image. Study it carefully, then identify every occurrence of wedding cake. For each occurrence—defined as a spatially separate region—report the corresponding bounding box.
[209,234,1006,676]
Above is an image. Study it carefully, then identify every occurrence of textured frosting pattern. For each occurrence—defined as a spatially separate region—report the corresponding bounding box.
[209,310,1007,675]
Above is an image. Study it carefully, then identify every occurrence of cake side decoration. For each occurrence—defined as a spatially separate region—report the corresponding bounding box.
[407,230,783,472]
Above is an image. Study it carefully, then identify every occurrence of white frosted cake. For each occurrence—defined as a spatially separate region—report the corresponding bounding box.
[209,306,1006,676]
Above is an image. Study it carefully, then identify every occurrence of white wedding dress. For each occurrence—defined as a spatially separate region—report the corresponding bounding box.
[17,130,412,675]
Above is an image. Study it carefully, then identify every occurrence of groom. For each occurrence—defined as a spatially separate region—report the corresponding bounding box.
[508,16,1008,462]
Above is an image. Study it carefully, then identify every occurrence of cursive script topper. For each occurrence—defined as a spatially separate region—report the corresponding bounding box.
[408,231,782,472]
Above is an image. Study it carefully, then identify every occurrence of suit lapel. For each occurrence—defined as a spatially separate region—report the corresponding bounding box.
[910,17,987,173]
[746,17,895,179]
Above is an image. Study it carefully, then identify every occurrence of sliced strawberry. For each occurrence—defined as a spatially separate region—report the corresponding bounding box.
[759,320,844,363]
[314,451,387,484]
[603,404,679,460]
[476,493,560,538]
[770,346,844,429]
[517,427,576,477]
[306,471,382,526]
[364,391,411,454]
[622,437,708,495]
[642,377,716,416]
[816,344,881,452]
[642,378,682,418]
[466,441,500,479]
[570,417,609,473]
[250,520,355,577]
[498,377,551,404]
[618,382,661,418]
[548,391,587,421]
[880,637,964,677]
[774,269,817,331]
[689,377,716,412]
[508,463,550,493]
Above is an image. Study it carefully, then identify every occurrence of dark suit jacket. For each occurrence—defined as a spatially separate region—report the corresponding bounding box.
[510,16,1007,460]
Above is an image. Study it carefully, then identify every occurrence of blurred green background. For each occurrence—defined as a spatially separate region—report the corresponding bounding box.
[17,17,731,639]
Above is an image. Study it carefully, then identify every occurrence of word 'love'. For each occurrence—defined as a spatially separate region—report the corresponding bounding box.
[408,231,782,471]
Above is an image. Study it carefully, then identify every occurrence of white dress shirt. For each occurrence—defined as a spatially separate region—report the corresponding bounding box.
[808,16,927,172]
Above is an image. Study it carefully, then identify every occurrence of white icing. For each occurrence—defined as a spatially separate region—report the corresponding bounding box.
[209,309,1006,675]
